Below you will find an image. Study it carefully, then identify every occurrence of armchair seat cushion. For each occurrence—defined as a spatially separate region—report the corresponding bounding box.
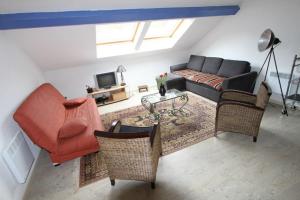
[56,126,99,156]
[55,98,102,156]
[59,118,88,139]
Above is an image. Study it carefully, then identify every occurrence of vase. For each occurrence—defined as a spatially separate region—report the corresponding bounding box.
[159,84,166,96]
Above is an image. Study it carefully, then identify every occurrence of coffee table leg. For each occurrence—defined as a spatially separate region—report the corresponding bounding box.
[169,94,189,116]
[141,98,160,121]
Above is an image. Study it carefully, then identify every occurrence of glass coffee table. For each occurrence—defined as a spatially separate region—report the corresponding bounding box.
[141,89,189,120]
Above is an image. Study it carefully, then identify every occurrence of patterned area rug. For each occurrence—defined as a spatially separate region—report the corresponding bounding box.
[79,94,216,187]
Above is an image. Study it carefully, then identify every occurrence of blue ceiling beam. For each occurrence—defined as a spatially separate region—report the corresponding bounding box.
[0,6,239,30]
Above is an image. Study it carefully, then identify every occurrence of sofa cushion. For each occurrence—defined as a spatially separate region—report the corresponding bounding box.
[190,73,225,91]
[63,97,87,107]
[217,59,250,77]
[173,69,198,79]
[59,118,87,139]
[201,57,223,74]
[187,55,206,72]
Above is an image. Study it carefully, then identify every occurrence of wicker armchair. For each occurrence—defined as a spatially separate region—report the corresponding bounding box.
[94,120,162,189]
[215,81,272,142]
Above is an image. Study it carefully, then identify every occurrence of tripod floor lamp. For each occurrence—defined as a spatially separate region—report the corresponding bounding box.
[257,29,288,116]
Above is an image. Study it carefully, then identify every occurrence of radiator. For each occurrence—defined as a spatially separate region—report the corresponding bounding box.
[2,131,34,183]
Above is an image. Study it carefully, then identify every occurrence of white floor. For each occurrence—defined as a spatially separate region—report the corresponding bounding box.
[24,92,300,200]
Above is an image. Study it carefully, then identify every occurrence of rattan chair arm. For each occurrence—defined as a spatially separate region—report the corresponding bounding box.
[109,120,122,132]
[219,90,257,104]
[217,101,264,112]
[94,130,149,139]
[150,122,160,147]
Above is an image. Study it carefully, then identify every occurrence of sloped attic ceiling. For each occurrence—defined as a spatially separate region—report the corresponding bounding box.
[0,0,243,70]
[2,17,223,70]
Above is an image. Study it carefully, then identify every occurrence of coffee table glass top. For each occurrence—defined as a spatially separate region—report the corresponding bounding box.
[141,89,189,121]
[141,89,186,104]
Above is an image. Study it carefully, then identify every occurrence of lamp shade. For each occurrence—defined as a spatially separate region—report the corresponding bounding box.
[116,65,126,73]
[258,29,281,52]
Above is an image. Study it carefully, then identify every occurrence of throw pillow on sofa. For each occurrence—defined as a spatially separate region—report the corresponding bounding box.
[217,60,250,77]
[59,118,87,139]
[201,57,223,74]
[187,55,206,72]
[63,97,87,107]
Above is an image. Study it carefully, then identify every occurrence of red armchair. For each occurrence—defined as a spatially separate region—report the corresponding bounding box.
[13,83,103,164]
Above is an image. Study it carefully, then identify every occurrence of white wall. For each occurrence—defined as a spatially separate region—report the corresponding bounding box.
[0,32,45,200]
[190,0,300,96]
[45,49,190,98]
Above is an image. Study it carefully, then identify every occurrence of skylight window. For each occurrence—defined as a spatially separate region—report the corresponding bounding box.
[144,19,184,39]
[96,19,194,58]
[96,22,139,45]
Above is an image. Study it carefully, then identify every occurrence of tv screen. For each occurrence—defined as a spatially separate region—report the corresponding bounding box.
[96,72,117,89]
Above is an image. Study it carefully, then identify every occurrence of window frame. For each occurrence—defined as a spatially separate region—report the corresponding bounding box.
[95,18,193,58]
[96,22,140,45]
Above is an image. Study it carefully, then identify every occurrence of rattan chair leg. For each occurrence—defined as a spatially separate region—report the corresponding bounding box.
[110,179,115,186]
[214,130,218,137]
[151,182,155,189]
[253,136,257,143]
[53,163,60,167]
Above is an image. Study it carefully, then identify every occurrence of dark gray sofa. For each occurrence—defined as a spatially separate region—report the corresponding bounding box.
[167,55,257,102]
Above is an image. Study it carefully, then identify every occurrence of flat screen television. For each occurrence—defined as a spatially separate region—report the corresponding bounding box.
[96,72,117,89]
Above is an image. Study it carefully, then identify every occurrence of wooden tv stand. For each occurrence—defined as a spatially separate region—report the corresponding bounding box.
[88,85,128,106]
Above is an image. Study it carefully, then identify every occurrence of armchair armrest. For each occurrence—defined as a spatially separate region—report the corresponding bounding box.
[219,90,257,105]
[170,63,187,72]
[151,122,161,148]
[222,71,257,92]
[109,120,121,132]
[94,122,160,147]
[217,101,264,112]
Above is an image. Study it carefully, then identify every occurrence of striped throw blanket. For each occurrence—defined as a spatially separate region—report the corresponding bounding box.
[173,69,225,91]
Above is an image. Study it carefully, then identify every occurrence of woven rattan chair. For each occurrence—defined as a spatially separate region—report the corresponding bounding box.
[215,81,272,142]
[94,120,162,189]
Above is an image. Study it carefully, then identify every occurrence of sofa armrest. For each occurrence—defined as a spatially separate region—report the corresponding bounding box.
[222,71,257,92]
[170,63,187,72]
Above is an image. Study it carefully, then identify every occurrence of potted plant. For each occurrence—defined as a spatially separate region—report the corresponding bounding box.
[157,73,167,96]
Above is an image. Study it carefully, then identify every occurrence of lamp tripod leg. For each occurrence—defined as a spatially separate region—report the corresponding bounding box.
[264,49,273,81]
[258,49,272,76]
[272,51,288,116]
[252,49,273,91]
